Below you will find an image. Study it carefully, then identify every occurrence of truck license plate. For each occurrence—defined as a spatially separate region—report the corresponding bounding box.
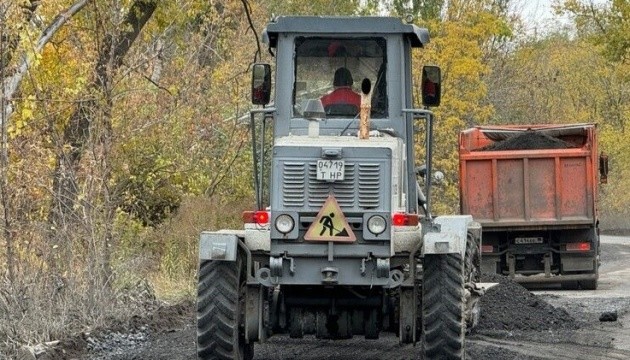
[316,160,345,181]
[514,237,544,244]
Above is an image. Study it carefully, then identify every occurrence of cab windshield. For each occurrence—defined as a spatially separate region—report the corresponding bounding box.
[293,37,387,118]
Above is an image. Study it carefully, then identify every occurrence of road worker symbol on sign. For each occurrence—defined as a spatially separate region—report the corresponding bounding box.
[304,195,356,242]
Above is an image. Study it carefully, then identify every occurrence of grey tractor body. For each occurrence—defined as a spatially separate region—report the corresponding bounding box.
[197,16,482,360]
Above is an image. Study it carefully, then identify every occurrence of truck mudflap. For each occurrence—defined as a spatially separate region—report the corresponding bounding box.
[422,215,479,257]
[199,232,239,261]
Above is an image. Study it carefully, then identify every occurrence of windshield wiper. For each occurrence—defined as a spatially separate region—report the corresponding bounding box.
[339,112,362,136]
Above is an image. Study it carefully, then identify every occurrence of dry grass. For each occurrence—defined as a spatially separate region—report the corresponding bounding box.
[0,195,250,357]
[145,195,252,300]
[0,267,156,358]
[600,211,630,231]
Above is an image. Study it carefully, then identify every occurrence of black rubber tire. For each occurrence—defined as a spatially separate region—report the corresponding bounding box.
[579,279,598,290]
[289,307,303,339]
[422,253,466,360]
[561,280,579,290]
[197,256,253,360]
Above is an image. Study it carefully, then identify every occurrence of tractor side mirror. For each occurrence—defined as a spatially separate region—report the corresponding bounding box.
[252,63,272,105]
[421,65,441,107]
[600,152,609,184]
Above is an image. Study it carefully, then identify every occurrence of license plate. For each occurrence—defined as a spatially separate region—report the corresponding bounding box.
[514,237,544,244]
[316,160,345,181]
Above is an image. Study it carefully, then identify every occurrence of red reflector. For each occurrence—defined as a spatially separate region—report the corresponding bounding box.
[242,210,270,224]
[254,211,269,224]
[392,213,419,226]
[566,242,591,251]
[481,245,494,253]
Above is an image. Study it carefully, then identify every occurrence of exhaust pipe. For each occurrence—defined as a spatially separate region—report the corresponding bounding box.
[359,78,372,140]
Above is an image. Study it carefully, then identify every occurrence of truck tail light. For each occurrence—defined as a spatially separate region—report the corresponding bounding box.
[566,242,591,252]
[481,245,494,253]
[242,210,270,225]
[392,213,419,226]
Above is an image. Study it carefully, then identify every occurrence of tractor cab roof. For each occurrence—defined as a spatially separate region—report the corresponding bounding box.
[263,16,429,48]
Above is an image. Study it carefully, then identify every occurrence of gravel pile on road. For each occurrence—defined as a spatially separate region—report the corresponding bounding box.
[45,302,195,360]
[477,273,580,332]
[85,329,149,357]
[481,131,574,151]
[87,301,192,353]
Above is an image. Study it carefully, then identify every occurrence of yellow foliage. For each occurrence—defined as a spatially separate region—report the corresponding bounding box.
[412,1,509,213]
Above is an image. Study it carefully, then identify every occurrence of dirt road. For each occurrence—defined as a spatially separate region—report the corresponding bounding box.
[80,234,630,360]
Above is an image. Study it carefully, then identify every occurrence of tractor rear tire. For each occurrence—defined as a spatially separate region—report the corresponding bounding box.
[197,256,253,360]
[422,253,466,360]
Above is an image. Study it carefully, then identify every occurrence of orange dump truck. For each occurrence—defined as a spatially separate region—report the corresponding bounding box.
[459,124,608,289]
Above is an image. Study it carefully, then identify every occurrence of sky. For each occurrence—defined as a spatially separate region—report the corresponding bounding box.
[517,0,571,35]
[517,0,609,35]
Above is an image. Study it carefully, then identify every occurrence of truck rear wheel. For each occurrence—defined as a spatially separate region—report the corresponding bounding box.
[579,279,598,290]
[561,280,579,290]
[422,253,466,359]
[197,256,253,360]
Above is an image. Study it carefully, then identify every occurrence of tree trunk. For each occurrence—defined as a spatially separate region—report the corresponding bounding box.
[1,0,89,284]
[49,0,157,228]
[48,1,157,287]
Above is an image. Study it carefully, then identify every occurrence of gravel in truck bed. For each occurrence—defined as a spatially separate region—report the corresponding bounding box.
[480,130,574,151]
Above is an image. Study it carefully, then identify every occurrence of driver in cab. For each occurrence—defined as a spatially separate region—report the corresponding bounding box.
[320,67,361,112]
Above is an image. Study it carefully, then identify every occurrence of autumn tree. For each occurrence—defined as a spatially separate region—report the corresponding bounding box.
[409,0,514,213]
[555,0,629,224]
[1,0,90,284]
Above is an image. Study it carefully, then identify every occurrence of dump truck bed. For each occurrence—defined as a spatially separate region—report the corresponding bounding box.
[459,124,598,229]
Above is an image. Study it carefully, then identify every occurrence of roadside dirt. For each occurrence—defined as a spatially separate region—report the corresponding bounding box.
[50,235,630,359]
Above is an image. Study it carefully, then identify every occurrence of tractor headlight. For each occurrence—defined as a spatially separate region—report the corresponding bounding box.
[367,215,387,235]
[275,214,295,234]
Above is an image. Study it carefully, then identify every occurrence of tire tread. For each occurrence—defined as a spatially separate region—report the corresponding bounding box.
[197,259,253,360]
[422,253,466,359]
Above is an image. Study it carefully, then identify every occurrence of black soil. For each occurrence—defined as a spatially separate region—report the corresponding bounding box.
[481,131,574,151]
[477,273,580,332]
[45,301,194,360]
[57,276,584,359]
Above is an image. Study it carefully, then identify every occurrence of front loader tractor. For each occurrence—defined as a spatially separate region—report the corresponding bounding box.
[197,16,482,360]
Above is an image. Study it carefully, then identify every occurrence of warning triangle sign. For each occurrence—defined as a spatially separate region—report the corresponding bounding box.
[304,195,356,242]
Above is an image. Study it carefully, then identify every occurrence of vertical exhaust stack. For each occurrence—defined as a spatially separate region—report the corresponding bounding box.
[359,78,372,140]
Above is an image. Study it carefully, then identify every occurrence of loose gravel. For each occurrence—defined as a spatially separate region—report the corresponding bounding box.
[85,329,149,359]
[477,273,580,332]
[480,131,574,151]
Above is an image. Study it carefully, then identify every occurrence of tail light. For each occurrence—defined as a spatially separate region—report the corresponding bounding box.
[392,213,419,226]
[481,245,494,253]
[242,210,270,225]
[566,242,591,252]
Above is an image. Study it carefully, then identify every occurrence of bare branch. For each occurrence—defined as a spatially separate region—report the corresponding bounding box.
[587,1,607,35]
[240,0,261,67]
[1,0,91,128]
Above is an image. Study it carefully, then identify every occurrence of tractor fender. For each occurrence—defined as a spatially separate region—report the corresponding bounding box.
[199,232,239,261]
[422,215,476,258]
